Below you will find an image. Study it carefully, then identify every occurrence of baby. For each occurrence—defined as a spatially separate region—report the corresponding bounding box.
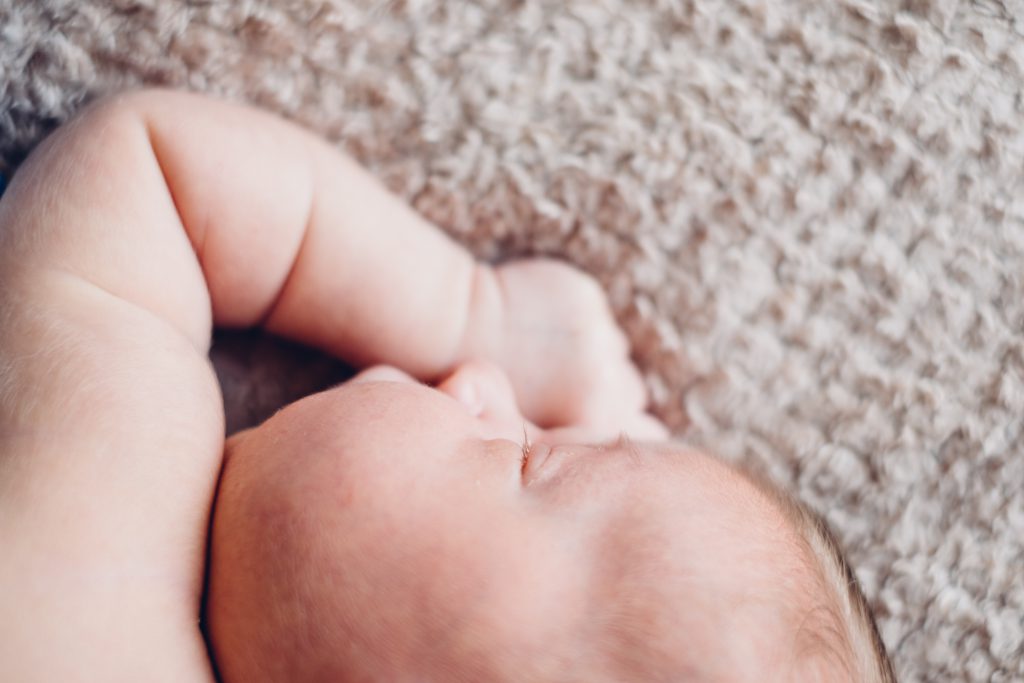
[0,90,894,682]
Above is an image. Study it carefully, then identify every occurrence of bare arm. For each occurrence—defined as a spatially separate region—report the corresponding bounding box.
[0,89,502,682]
[0,89,654,681]
[0,90,490,370]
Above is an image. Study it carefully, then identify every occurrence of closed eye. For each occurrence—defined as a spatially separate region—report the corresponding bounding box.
[520,423,532,474]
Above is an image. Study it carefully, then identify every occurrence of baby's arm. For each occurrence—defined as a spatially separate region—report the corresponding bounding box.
[0,90,652,681]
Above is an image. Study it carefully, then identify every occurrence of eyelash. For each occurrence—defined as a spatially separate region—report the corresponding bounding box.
[520,424,532,473]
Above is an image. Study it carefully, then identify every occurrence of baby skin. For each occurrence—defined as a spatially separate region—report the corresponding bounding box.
[0,91,893,682]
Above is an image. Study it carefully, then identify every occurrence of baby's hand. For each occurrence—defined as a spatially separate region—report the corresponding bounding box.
[470,259,666,438]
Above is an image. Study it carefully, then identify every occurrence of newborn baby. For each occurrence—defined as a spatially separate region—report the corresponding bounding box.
[0,90,894,682]
[210,366,888,682]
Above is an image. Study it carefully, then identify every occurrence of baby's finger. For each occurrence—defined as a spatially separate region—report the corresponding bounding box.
[620,412,671,441]
[567,361,649,427]
[541,408,669,446]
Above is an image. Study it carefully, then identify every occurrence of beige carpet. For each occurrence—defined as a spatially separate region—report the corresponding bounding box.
[2,0,1023,679]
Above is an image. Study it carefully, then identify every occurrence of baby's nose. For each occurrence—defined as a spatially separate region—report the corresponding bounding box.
[349,364,417,385]
[436,360,523,424]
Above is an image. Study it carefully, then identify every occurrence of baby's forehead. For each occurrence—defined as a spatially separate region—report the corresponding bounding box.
[590,457,813,591]
[549,450,822,666]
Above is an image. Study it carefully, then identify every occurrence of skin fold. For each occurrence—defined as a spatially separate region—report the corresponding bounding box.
[211,363,819,681]
[0,89,832,682]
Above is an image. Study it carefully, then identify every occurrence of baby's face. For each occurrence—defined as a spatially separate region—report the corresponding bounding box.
[208,362,821,682]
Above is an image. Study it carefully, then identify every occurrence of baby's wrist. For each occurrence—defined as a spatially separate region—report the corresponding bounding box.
[454,262,507,368]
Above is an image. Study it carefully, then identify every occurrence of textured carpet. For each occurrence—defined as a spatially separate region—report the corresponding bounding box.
[2,0,1023,679]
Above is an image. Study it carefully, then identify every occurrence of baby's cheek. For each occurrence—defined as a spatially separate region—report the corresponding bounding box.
[437,516,593,677]
[330,504,583,679]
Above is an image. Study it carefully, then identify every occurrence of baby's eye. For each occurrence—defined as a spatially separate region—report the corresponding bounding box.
[520,426,532,474]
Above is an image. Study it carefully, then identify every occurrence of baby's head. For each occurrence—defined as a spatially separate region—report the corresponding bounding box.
[206,362,894,682]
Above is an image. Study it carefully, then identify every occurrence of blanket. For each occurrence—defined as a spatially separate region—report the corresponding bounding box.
[2,0,1022,678]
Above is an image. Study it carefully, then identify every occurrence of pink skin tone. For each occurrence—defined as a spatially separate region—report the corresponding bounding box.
[211,363,816,682]
[0,90,814,682]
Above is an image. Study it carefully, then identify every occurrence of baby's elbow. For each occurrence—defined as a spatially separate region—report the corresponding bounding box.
[42,88,191,172]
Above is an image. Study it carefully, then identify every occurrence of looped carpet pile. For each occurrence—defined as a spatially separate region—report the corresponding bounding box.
[1,1,1022,679]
